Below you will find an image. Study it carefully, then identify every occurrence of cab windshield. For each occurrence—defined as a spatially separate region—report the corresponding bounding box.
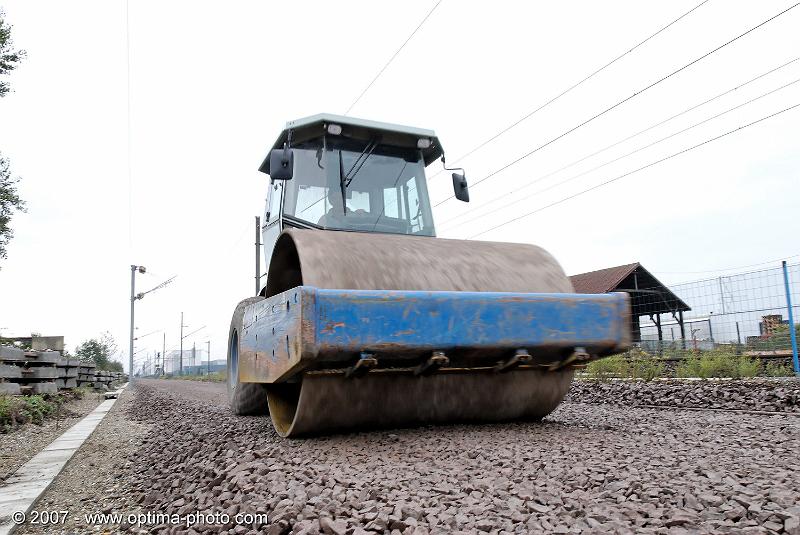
[282,137,435,236]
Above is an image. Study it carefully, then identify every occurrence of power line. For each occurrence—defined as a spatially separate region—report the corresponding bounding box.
[442,75,800,231]
[126,0,132,247]
[434,2,800,208]
[470,102,800,238]
[343,0,442,116]
[438,56,800,229]
[654,255,800,275]
[427,0,713,181]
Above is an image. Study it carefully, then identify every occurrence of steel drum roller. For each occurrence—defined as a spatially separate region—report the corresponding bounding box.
[263,229,577,437]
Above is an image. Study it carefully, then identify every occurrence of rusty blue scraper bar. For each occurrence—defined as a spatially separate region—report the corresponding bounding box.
[312,288,630,354]
[239,287,630,383]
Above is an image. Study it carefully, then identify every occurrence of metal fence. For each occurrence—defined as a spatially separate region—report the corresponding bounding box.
[637,262,799,364]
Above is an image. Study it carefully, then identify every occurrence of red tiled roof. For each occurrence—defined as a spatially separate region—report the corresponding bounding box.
[569,262,640,294]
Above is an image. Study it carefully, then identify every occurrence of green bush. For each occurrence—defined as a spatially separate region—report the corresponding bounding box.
[586,354,630,380]
[630,357,665,381]
[71,386,92,400]
[177,372,226,383]
[763,361,796,377]
[0,394,58,432]
[585,348,664,381]
[676,355,702,378]
[20,395,56,424]
[0,395,22,432]
[734,355,760,378]
[675,350,759,378]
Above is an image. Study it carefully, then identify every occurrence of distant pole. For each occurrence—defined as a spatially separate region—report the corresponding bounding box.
[782,261,799,375]
[162,332,166,375]
[207,340,211,375]
[707,315,714,344]
[180,311,184,375]
[255,215,261,296]
[192,342,196,370]
[129,265,136,383]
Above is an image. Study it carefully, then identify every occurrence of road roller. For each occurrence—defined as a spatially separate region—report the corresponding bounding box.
[227,113,631,437]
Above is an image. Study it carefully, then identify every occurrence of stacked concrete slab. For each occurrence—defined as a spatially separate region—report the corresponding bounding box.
[93,370,114,390]
[56,357,80,390]
[0,345,59,395]
[77,362,96,388]
[109,371,128,383]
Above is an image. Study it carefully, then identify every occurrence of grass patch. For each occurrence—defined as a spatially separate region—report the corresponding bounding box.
[586,354,630,381]
[173,372,226,383]
[586,348,665,381]
[630,357,665,381]
[0,390,100,433]
[0,394,58,433]
[676,350,760,379]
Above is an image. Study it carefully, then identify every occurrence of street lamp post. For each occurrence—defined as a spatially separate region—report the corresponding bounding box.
[129,269,175,382]
[129,265,146,383]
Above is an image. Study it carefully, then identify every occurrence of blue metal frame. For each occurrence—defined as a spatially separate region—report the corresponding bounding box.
[313,289,629,353]
[239,286,630,383]
[782,261,800,375]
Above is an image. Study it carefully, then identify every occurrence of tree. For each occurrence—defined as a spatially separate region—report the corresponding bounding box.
[0,10,26,265]
[75,332,123,371]
[0,9,26,97]
[1,156,25,262]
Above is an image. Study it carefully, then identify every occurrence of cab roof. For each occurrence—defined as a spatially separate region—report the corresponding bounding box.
[258,113,444,174]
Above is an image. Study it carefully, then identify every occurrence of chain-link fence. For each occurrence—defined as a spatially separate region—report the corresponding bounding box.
[635,262,799,363]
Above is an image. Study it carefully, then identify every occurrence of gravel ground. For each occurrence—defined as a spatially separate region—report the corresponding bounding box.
[19,378,795,535]
[0,394,102,483]
[567,378,800,412]
[14,388,150,534]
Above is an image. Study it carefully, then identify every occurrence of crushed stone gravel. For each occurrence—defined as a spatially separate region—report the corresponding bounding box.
[22,378,796,535]
[567,378,800,413]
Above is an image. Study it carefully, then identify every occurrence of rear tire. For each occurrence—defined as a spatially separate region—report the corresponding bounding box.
[227,296,269,415]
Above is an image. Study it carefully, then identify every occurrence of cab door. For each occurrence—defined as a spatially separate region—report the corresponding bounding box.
[262,180,284,276]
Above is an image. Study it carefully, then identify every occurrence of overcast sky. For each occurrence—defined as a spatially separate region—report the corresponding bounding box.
[0,1,798,371]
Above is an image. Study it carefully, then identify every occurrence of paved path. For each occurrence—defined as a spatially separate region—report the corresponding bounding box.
[0,394,120,535]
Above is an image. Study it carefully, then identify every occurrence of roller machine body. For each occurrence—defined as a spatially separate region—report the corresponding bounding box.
[227,113,631,437]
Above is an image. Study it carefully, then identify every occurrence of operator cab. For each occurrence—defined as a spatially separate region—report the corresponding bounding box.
[258,114,469,268]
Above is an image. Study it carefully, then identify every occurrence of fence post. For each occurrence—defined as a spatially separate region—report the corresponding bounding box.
[782,261,799,375]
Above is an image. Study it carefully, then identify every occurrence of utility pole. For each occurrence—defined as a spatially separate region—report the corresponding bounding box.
[129,265,146,383]
[192,342,196,370]
[129,269,174,381]
[162,332,166,375]
[129,266,135,382]
[206,340,211,375]
[255,215,261,296]
[180,312,184,375]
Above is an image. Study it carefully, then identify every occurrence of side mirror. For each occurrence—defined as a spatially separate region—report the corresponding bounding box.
[269,146,294,180]
[452,172,469,202]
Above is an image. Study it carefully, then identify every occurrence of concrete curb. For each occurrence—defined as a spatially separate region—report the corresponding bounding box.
[0,386,125,534]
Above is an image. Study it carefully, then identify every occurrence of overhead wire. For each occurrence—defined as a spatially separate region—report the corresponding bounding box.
[653,255,800,275]
[433,2,800,208]
[344,0,442,115]
[427,0,713,181]
[437,56,800,229]
[442,75,800,231]
[469,102,800,238]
